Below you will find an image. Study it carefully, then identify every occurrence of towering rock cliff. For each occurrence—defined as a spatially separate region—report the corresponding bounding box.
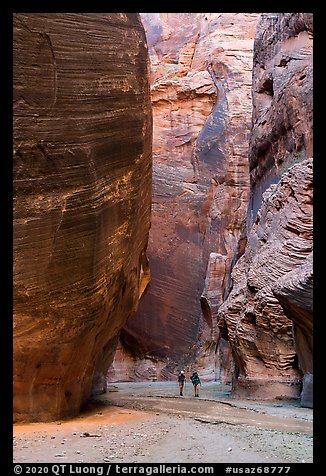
[217,13,313,405]
[13,13,152,421]
[108,13,259,381]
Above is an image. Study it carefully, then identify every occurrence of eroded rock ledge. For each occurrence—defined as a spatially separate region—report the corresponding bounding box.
[13,13,152,421]
[217,160,313,400]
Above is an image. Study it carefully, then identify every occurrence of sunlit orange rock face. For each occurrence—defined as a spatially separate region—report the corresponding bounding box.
[108,13,260,381]
[13,13,152,421]
[217,13,313,405]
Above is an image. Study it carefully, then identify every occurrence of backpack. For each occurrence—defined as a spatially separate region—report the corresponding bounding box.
[191,372,200,384]
[178,372,185,382]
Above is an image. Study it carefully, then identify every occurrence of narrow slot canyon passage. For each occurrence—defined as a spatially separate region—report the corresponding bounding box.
[12,12,313,466]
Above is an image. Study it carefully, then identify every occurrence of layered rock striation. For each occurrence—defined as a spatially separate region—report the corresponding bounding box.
[13,13,152,421]
[108,13,260,381]
[217,13,313,405]
[217,160,313,400]
[272,252,313,407]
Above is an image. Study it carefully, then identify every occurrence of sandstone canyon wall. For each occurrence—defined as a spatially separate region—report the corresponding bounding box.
[217,13,313,406]
[13,13,152,421]
[108,13,260,381]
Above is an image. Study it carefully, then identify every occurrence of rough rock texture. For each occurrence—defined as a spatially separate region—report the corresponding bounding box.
[13,13,152,422]
[108,13,260,381]
[199,253,234,383]
[272,253,313,407]
[218,160,313,400]
[217,13,313,404]
[249,13,313,219]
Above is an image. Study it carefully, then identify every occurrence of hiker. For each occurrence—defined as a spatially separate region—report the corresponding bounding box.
[190,370,201,397]
[177,370,186,396]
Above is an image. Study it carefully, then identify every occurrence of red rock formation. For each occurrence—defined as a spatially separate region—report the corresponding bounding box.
[217,13,313,404]
[249,13,313,216]
[13,13,152,421]
[199,253,234,383]
[272,253,313,407]
[218,160,313,399]
[108,13,259,381]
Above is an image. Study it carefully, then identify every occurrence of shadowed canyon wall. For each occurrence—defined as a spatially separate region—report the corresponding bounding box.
[13,13,152,421]
[217,13,313,405]
[108,13,260,381]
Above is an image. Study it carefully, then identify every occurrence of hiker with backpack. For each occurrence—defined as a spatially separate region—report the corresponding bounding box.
[177,370,186,396]
[190,370,201,397]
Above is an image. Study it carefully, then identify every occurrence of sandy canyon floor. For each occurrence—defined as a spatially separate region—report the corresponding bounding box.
[13,381,313,464]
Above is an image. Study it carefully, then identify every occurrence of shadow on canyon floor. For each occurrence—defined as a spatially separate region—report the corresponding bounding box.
[13,381,313,464]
